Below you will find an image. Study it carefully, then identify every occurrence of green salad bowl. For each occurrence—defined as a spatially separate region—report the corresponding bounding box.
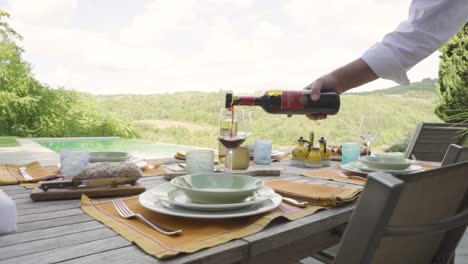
[359,156,415,171]
[89,151,130,163]
[170,173,264,204]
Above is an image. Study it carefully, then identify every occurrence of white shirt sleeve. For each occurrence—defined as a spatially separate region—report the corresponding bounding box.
[361,0,468,85]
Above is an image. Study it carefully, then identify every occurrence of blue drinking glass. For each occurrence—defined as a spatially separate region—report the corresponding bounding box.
[341,142,361,164]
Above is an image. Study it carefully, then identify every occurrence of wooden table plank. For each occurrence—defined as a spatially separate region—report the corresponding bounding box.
[0,221,105,246]
[59,240,249,264]
[17,214,93,233]
[57,246,158,264]
[0,228,118,261]
[17,201,81,216]
[0,236,131,264]
[17,208,84,223]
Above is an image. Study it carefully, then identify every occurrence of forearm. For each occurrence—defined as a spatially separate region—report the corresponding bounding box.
[322,58,378,93]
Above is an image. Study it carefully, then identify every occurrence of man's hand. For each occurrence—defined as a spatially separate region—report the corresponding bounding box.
[303,58,378,121]
[304,75,341,121]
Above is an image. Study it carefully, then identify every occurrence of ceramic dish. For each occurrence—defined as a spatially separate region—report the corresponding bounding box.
[89,152,130,163]
[139,190,282,219]
[359,156,415,170]
[304,161,322,168]
[341,161,423,175]
[170,173,264,204]
[151,183,277,212]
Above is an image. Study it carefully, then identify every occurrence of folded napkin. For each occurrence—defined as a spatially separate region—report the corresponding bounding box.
[266,180,361,207]
[302,166,366,186]
[0,162,60,186]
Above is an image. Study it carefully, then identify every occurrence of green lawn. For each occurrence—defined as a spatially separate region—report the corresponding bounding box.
[0,137,19,147]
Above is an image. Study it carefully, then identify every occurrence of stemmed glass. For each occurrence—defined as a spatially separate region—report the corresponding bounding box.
[218,109,252,172]
[359,115,380,156]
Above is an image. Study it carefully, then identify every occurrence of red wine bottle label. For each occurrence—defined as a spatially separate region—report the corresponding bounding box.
[281,91,306,110]
[240,96,255,105]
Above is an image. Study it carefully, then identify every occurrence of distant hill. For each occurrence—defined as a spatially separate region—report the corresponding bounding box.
[353,78,437,95]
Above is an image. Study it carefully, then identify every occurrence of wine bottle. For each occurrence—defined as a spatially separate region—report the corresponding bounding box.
[227,90,340,115]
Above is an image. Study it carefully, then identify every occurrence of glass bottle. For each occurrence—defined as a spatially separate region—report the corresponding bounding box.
[228,90,340,116]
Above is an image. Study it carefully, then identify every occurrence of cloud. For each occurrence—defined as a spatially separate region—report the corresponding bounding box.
[7,0,78,27]
[4,0,440,95]
[119,0,197,46]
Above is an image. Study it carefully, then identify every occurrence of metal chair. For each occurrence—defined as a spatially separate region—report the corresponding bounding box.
[311,161,468,264]
[441,144,468,166]
[404,122,468,162]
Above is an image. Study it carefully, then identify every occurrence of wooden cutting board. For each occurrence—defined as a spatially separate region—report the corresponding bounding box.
[30,183,146,201]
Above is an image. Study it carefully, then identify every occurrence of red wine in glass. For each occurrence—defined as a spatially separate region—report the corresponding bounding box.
[218,136,246,149]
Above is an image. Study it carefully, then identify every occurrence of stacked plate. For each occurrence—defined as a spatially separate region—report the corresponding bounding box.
[139,174,282,219]
[341,156,423,175]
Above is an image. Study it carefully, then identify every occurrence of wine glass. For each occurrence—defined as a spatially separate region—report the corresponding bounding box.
[359,115,381,156]
[218,109,252,172]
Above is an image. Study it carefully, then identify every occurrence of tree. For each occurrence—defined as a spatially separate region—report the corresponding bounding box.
[0,11,136,138]
[0,11,45,136]
[435,23,468,124]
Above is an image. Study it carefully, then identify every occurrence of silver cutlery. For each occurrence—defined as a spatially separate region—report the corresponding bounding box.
[281,196,309,208]
[336,170,366,181]
[112,199,182,235]
[19,167,33,180]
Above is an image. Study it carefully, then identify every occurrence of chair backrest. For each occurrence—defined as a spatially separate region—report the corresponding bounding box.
[404,122,468,162]
[333,161,468,264]
[441,144,468,166]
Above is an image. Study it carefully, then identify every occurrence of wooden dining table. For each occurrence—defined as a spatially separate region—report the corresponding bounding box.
[0,159,362,264]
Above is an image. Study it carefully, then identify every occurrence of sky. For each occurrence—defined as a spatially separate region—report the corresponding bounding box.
[1,0,441,95]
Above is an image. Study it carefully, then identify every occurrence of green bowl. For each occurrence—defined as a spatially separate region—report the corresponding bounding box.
[89,152,130,163]
[170,173,264,204]
[359,156,415,170]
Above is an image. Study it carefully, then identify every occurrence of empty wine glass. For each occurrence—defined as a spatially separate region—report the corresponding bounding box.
[359,116,381,156]
[217,109,252,172]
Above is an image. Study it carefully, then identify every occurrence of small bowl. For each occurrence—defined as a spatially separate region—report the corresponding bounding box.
[321,159,331,166]
[359,156,415,170]
[170,173,264,204]
[290,158,305,166]
[304,160,322,168]
[89,152,129,163]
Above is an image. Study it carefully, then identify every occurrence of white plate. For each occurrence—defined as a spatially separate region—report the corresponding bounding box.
[150,183,275,212]
[139,189,282,218]
[341,161,423,175]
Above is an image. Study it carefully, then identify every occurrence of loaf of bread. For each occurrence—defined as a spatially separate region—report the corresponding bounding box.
[72,162,142,181]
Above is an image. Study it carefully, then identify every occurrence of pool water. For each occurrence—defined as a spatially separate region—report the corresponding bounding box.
[37,139,204,159]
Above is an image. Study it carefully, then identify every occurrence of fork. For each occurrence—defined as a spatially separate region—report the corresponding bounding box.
[112,199,182,235]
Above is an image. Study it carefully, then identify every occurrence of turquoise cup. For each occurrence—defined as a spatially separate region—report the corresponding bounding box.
[341,142,361,164]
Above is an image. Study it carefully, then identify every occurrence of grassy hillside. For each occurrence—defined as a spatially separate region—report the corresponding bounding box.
[97,79,441,151]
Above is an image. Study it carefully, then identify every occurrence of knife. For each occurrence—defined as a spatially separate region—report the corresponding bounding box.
[38,178,136,192]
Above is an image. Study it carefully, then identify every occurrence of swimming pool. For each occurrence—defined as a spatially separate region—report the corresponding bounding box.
[37,139,204,159]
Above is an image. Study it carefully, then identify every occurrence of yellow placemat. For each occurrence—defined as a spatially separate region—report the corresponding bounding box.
[0,162,60,186]
[302,167,366,186]
[81,180,359,259]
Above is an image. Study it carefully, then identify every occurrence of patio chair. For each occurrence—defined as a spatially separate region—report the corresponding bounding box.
[311,161,468,264]
[441,144,468,166]
[404,122,468,162]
